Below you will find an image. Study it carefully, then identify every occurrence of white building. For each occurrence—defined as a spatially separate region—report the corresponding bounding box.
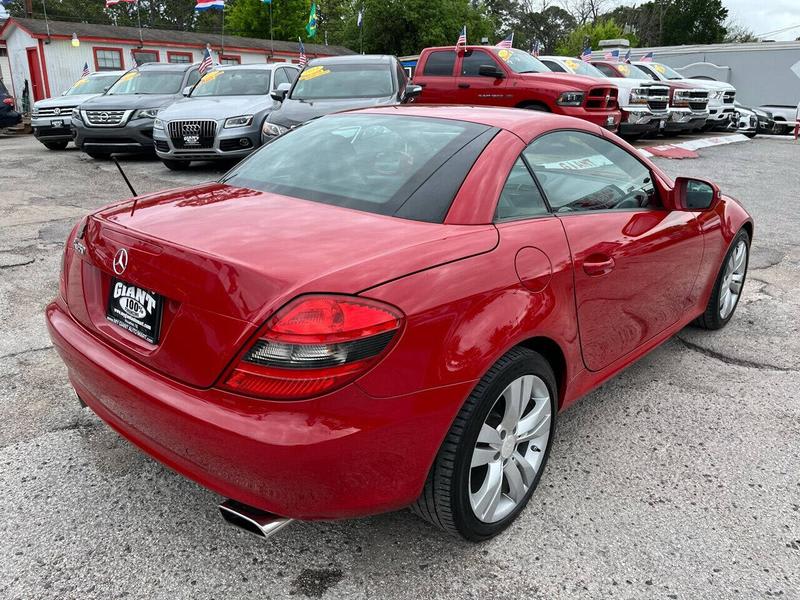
[0,17,353,103]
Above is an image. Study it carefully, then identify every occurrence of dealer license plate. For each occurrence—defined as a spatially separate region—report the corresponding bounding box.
[106,278,163,344]
[183,135,200,145]
[51,119,64,128]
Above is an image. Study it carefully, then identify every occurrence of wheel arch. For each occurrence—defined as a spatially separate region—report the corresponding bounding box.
[516,100,550,111]
[515,336,568,409]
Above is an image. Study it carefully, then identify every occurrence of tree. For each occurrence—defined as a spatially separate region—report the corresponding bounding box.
[562,0,610,26]
[556,19,638,56]
[510,5,576,54]
[606,2,662,47]
[226,0,311,42]
[661,0,728,45]
[723,19,758,43]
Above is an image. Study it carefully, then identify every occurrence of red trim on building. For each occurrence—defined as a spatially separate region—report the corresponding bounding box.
[132,48,161,63]
[219,54,242,65]
[37,38,51,97]
[92,46,125,71]
[167,50,194,63]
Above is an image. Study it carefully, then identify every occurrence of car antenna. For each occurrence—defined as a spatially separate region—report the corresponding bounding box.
[110,154,139,212]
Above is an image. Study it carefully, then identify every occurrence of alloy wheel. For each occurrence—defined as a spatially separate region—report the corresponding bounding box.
[719,239,748,319]
[469,375,552,523]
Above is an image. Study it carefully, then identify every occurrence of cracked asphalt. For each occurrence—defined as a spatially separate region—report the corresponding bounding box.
[1,136,798,600]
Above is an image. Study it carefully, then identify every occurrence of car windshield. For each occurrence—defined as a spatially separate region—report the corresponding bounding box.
[291,63,394,100]
[560,58,606,77]
[65,74,119,96]
[649,62,685,80]
[107,71,185,95]
[615,63,653,80]
[494,49,548,73]
[222,114,490,221]
[191,69,271,97]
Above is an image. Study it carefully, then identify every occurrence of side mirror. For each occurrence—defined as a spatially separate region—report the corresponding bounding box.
[401,84,422,103]
[271,82,291,102]
[182,86,192,97]
[478,64,505,79]
[673,176,720,210]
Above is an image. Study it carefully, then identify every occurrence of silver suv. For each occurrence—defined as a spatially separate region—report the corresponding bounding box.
[153,63,298,170]
[72,62,201,159]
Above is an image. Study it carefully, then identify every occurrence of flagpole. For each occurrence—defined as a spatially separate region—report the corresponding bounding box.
[221,4,225,56]
[136,0,143,47]
[269,1,274,59]
[359,7,363,54]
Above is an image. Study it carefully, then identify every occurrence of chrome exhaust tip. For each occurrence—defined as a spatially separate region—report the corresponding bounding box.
[219,499,293,540]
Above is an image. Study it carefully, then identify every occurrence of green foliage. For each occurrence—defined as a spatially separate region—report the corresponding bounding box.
[661,0,727,45]
[510,6,576,54]
[226,0,311,42]
[556,19,637,56]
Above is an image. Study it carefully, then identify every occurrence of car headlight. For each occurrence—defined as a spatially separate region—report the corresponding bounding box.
[71,108,82,121]
[153,118,164,130]
[134,108,159,120]
[556,91,584,107]
[262,121,289,137]
[629,89,649,104]
[32,106,40,117]
[224,115,254,129]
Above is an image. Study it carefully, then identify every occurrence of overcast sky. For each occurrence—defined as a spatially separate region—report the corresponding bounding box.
[1,1,799,41]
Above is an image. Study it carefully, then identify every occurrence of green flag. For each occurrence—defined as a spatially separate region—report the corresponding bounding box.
[305,2,318,38]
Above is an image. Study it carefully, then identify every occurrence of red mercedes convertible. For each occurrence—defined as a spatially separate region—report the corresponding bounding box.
[47,106,752,541]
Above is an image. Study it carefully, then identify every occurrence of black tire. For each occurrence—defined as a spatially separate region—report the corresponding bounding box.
[744,131,757,139]
[42,140,68,150]
[694,228,750,330]
[162,159,191,171]
[411,347,557,541]
[85,150,110,160]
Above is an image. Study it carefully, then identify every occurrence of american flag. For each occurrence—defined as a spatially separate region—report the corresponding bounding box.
[199,45,215,75]
[195,0,225,11]
[298,38,307,68]
[456,26,467,48]
[105,0,136,6]
[580,47,592,62]
[623,49,631,63]
[81,62,90,78]
[496,33,513,49]
[640,51,654,62]
[530,40,541,57]
[604,49,620,61]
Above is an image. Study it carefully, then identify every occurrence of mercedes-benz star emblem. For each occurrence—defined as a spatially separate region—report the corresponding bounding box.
[113,248,128,275]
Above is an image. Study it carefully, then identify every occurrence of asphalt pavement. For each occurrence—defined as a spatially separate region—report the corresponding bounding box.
[1,135,798,600]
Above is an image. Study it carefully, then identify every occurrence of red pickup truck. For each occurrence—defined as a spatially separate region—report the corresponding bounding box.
[413,46,621,131]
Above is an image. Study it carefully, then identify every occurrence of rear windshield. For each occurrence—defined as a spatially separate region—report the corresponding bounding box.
[107,70,185,95]
[222,114,493,222]
[290,63,395,100]
[191,69,271,96]
[65,74,120,95]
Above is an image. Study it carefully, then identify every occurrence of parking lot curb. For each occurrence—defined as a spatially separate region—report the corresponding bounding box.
[639,133,751,159]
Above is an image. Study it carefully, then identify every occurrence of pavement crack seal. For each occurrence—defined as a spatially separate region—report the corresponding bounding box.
[675,336,797,373]
[0,345,54,360]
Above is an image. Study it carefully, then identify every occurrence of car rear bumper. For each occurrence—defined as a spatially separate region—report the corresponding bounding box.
[46,300,469,520]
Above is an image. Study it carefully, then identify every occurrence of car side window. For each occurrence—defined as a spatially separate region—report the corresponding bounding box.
[461,50,501,77]
[523,131,661,213]
[185,69,201,87]
[422,51,456,76]
[274,68,289,86]
[593,63,617,77]
[495,158,549,221]
[541,60,567,73]
[284,67,299,83]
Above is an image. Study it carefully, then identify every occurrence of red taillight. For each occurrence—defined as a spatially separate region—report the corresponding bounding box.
[2,98,13,106]
[221,295,404,400]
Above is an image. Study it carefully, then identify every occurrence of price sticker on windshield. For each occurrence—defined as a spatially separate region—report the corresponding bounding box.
[198,70,222,84]
[120,71,139,82]
[540,154,614,171]
[497,49,511,62]
[653,64,666,74]
[299,66,331,81]
[618,64,630,75]
[564,59,579,71]
[73,78,89,87]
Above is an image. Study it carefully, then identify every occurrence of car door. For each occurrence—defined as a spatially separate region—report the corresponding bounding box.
[523,130,703,372]
[414,50,457,104]
[457,49,509,106]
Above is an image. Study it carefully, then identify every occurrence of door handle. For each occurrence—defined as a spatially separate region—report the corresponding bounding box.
[582,255,616,276]
[458,83,470,88]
